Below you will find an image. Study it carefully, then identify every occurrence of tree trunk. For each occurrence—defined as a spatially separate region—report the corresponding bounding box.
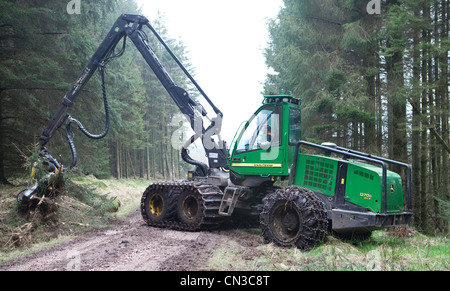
[411,13,422,227]
[115,139,120,179]
[0,99,9,185]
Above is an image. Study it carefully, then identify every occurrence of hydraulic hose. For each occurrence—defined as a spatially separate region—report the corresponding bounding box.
[63,65,110,169]
[65,121,77,170]
[70,66,110,140]
[181,135,208,176]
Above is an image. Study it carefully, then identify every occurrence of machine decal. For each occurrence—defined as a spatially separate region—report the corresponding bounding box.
[231,163,282,168]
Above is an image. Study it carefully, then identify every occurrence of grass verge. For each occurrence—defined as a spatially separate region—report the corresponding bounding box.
[0,174,150,263]
[207,227,449,271]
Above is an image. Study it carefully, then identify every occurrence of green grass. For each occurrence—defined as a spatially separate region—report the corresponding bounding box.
[206,228,449,271]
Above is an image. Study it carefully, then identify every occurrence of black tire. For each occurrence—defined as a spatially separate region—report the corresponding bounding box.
[260,186,328,251]
[176,189,205,228]
[141,186,178,225]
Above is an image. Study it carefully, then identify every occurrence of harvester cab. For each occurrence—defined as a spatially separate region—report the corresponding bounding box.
[228,94,301,186]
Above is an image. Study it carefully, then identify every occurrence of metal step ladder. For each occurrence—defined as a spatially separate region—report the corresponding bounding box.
[218,187,240,216]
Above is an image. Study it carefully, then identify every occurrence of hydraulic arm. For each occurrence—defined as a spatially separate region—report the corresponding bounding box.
[40,14,227,174]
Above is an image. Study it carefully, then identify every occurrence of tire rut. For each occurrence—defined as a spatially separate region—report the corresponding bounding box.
[0,208,224,271]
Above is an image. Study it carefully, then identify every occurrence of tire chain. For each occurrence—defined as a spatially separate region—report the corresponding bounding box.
[140,180,228,231]
[260,186,329,250]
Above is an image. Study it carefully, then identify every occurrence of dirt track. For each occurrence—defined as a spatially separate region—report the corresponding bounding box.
[0,208,232,271]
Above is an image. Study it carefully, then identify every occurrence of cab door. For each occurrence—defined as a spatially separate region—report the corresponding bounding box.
[229,105,286,178]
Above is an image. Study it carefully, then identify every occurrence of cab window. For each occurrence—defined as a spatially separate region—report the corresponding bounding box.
[236,106,280,153]
[289,107,301,144]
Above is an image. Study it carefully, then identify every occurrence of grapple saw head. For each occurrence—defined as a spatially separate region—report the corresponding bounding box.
[17,149,64,205]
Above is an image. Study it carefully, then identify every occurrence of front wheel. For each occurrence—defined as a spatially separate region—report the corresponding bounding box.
[260,186,328,251]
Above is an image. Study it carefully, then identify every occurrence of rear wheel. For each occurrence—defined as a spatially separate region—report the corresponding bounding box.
[260,186,328,251]
[141,186,178,225]
[176,190,204,227]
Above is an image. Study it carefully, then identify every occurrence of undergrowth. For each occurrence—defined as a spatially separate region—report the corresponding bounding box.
[207,227,449,271]
[0,173,139,258]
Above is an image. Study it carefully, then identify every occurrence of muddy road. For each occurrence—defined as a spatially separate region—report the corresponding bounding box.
[0,208,236,271]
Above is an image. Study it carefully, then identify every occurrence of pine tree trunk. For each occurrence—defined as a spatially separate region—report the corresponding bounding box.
[116,139,121,179]
[441,0,449,218]
[420,3,430,230]
[146,143,150,180]
[411,14,422,227]
[376,56,383,156]
[0,97,9,184]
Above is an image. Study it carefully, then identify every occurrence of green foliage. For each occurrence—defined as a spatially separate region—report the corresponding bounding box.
[207,228,450,271]
[63,175,115,215]
[434,197,450,225]
[264,0,381,144]
[22,144,49,183]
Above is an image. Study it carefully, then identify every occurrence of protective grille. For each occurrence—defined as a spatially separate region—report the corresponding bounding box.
[303,158,334,191]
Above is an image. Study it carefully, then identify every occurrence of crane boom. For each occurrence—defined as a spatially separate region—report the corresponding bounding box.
[40,14,227,173]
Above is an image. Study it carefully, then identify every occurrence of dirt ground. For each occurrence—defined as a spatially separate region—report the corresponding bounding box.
[0,207,242,271]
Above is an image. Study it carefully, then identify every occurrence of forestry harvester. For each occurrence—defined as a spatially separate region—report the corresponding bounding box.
[18,15,412,250]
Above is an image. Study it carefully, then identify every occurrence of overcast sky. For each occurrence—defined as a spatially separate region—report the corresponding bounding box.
[135,0,284,142]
